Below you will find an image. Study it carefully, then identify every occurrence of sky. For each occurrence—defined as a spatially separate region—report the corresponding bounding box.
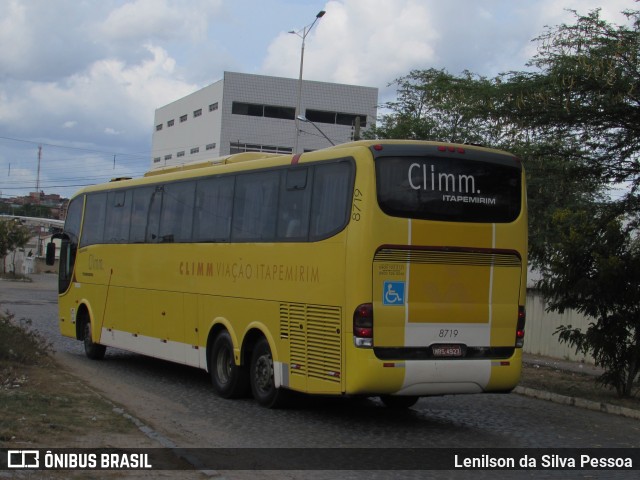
[0,0,634,199]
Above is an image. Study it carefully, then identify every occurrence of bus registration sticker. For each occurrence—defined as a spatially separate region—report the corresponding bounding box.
[383,281,405,306]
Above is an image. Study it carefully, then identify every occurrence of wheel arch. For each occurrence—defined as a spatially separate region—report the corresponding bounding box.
[241,323,278,369]
[205,318,238,373]
[75,302,92,341]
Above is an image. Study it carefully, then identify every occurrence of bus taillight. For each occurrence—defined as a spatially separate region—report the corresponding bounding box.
[353,303,373,348]
[515,306,526,348]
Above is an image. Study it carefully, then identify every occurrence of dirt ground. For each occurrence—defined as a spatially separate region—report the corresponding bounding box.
[0,360,206,479]
[519,361,640,411]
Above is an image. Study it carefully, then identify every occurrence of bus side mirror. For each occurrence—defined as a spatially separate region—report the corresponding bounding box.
[45,242,56,266]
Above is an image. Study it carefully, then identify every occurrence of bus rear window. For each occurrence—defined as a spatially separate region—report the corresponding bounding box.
[376,156,521,223]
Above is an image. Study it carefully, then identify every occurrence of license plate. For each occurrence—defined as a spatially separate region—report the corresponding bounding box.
[432,345,464,357]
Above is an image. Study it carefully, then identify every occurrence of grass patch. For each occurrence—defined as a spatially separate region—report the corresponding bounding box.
[519,363,640,410]
[0,312,52,365]
[0,311,137,447]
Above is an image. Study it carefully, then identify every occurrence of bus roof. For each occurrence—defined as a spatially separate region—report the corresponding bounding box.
[71,140,517,198]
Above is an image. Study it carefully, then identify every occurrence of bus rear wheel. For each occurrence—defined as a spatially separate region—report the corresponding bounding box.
[250,337,288,408]
[379,395,419,409]
[83,321,106,360]
[210,331,249,398]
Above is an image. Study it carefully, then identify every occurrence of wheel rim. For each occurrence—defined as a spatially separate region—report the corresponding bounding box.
[254,353,273,395]
[215,347,232,385]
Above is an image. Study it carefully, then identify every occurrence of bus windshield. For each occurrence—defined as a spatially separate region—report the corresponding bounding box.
[375,155,522,223]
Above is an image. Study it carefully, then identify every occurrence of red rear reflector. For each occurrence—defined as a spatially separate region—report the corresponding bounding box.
[373,144,383,151]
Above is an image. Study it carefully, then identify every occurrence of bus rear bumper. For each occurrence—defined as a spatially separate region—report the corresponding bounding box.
[346,350,522,396]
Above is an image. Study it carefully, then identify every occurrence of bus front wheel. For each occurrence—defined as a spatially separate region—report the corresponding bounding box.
[83,321,106,360]
[250,338,288,408]
[210,331,249,399]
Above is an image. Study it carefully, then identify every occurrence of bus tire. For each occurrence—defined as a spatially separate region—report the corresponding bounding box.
[210,331,249,399]
[379,395,419,409]
[250,337,288,408]
[83,321,106,360]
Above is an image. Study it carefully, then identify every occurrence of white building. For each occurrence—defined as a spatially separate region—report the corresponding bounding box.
[151,71,378,168]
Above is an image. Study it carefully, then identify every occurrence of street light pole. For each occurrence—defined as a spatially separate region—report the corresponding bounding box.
[290,10,325,154]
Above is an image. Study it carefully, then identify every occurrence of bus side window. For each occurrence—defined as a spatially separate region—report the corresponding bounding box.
[80,193,107,247]
[127,187,153,243]
[146,186,163,243]
[232,171,279,241]
[193,176,234,242]
[159,181,196,242]
[310,162,353,239]
[277,167,312,240]
[104,190,132,244]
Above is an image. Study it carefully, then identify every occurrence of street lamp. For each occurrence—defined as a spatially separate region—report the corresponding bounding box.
[297,115,335,146]
[289,10,326,154]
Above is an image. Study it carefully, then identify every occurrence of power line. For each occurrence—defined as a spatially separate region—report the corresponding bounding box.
[0,135,150,159]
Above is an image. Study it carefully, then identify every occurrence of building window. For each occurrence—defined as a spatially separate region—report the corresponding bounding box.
[180,114,188,123]
[190,147,200,154]
[232,102,263,117]
[164,154,172,160]
[194,108,202,118]
[209,102,219,112]
[232,102,295,120]
[153,157,161,163]
[264,105,295,120]
[306,109,367,127]
[156,124,163,131]
[230,142,293,154]
[167,119,174,127]
[206,143,216,150]
[177,151,185,158]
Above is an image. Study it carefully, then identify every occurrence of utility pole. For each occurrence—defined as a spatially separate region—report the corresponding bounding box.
[35,146,42,204]
[353,117,361,141]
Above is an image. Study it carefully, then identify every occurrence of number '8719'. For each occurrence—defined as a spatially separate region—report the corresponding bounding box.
[352,189,363,221]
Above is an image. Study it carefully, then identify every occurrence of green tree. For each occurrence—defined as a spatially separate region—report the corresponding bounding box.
[496,8,640,196]
[496,9,640,396]
[368,69,498,145]
[0,219,31,274]
[539,205,640,397]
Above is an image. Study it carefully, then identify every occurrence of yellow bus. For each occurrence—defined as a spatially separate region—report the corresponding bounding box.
[47,140,527,408]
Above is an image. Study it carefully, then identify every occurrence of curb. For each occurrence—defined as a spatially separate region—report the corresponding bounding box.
[514,386,640,420]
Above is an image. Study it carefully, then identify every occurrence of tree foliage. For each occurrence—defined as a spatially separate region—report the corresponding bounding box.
[371,8,640,395]
[499,9,640,191]
[540,205,640,396]
[0,219,31,274]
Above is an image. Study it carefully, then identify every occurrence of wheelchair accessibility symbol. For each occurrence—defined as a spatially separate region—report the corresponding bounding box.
[383,281,405,306]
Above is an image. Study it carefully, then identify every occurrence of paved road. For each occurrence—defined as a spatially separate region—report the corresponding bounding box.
[2,274,639,479]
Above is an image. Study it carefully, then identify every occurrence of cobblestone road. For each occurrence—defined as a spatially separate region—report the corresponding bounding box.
[2,274,639,479]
